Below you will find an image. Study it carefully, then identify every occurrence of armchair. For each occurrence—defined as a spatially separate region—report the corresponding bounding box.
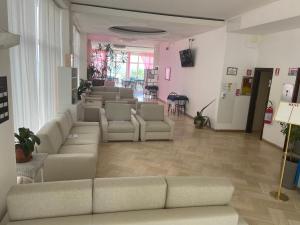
[101,103,139,142]
[136,104,174,141]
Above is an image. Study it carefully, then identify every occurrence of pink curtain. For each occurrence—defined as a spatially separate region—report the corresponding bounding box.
[139,53,154,69]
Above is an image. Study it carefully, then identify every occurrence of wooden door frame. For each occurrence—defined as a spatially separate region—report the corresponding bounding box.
[246,68,274,135]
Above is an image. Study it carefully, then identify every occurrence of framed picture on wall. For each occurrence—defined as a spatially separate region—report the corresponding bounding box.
[226,67,238,76]
[288,68,298,76]
[241,77,253,96]
[165,67,171,81]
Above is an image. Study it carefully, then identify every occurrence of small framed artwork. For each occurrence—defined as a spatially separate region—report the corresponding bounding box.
[241,77,253,96]
[246,69,252,76]
[165,67,171,81]
[275,68,280,76]
[288,68,298,76]
[227,67,238,76]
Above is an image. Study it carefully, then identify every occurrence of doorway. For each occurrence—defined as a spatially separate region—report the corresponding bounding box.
[246,68,274,138]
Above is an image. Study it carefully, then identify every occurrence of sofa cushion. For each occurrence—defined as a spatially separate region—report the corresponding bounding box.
[108,121,134,133]
[71,126,100,134]
[55,113,72,140]
[145,121,170,132]
[93,177,167,214]
[105,86,119,92]
[36,121,63,154]
[91,206,238,225]
[59,144,98,155]
[7,180,93,221]
[165,177,234,208]
[140,104,164,121]
[105,103,131,121]
[119,88,134,99]
[64,133,99,145]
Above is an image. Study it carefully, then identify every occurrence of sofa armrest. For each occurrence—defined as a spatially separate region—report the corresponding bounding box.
[164,117,175,140]
[100,110,108,142]
[131,115,139,141]
[43,154,96,181]
[135,115,146,141]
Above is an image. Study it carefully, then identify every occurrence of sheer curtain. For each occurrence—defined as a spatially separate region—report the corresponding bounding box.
[38,0,62,126]
[8,0,40,132]
[8,0,63,132]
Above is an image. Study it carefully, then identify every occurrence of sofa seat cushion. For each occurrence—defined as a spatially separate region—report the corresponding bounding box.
[59,144,98,155]
[108,121,134,133]
[71,126,100,134]
[7,215,92,225]
[91,206,238,225]
[64,133,99,145]
[145,121,170,132]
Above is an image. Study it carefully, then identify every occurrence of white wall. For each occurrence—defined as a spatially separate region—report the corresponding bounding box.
[215,33,258,130]
[257,28,300,148]
[158,27,227,128]
[0,0,17,221]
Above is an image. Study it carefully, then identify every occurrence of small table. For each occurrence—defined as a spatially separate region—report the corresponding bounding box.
[16,153,48,183]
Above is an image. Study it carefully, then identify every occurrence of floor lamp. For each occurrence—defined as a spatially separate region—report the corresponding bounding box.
[270,102,300,201]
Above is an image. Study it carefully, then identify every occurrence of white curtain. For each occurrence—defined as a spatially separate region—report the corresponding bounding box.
[38,0,62,126]
[8,0,63,132]
[73,26,80,84]
[8,0,40,132]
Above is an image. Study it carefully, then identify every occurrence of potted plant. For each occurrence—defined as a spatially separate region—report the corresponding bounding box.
[194,100,215,129]
[280,123,300,189]
[78,79,91,100]
[15,127,40,163]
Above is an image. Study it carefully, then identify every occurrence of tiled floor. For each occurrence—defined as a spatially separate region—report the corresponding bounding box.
[96,114,300,225]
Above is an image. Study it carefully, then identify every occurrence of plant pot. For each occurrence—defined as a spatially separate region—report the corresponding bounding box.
[282,159,298,189]
[15,144,32,163]
[194,120,204,129]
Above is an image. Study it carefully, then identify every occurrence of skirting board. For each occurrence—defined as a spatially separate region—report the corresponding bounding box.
[262,138,283,150]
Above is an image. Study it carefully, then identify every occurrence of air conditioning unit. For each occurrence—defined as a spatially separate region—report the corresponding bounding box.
[0,31,20,49]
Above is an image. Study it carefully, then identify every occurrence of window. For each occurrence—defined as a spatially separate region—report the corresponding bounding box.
[129,53,154,80]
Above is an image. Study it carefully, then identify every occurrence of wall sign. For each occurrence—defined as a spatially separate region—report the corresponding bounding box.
[281,83,294,102]
[0,76,9,124]
[226,67,238,76]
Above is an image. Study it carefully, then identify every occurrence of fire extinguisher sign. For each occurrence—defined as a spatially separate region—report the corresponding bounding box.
[264,100,274,124]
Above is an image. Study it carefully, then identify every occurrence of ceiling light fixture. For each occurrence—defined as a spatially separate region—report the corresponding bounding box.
[109,26,166,35]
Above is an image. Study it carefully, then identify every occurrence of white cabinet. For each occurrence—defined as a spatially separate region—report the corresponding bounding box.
[57,67,78,113]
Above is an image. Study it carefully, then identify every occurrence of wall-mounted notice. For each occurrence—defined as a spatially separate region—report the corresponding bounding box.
[0,76,9,124]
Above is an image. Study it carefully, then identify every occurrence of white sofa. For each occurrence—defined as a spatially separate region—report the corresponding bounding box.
[6,176,248,225]
[100,103,139,142]
[136,104,175,141]
[36,110,100,181]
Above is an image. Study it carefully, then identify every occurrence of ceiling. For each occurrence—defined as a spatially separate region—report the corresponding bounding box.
[71,0,278,47]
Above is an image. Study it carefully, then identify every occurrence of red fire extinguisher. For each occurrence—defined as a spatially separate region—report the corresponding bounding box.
[264,100,273,124]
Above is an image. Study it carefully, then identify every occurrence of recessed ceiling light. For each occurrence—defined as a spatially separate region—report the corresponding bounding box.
[109,26,166,34]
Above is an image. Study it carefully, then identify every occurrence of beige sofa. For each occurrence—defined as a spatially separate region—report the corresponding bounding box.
[36,110,100,181]
[90,87,138,107]
[136,104,174,141]
[100,103,139,142]
[6,176,248,225]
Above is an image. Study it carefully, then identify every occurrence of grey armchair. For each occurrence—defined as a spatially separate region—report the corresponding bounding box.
[100,103,139,142]
[136,104,174,141]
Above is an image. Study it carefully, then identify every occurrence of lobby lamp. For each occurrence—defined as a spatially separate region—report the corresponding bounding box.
[270,102,300,201]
